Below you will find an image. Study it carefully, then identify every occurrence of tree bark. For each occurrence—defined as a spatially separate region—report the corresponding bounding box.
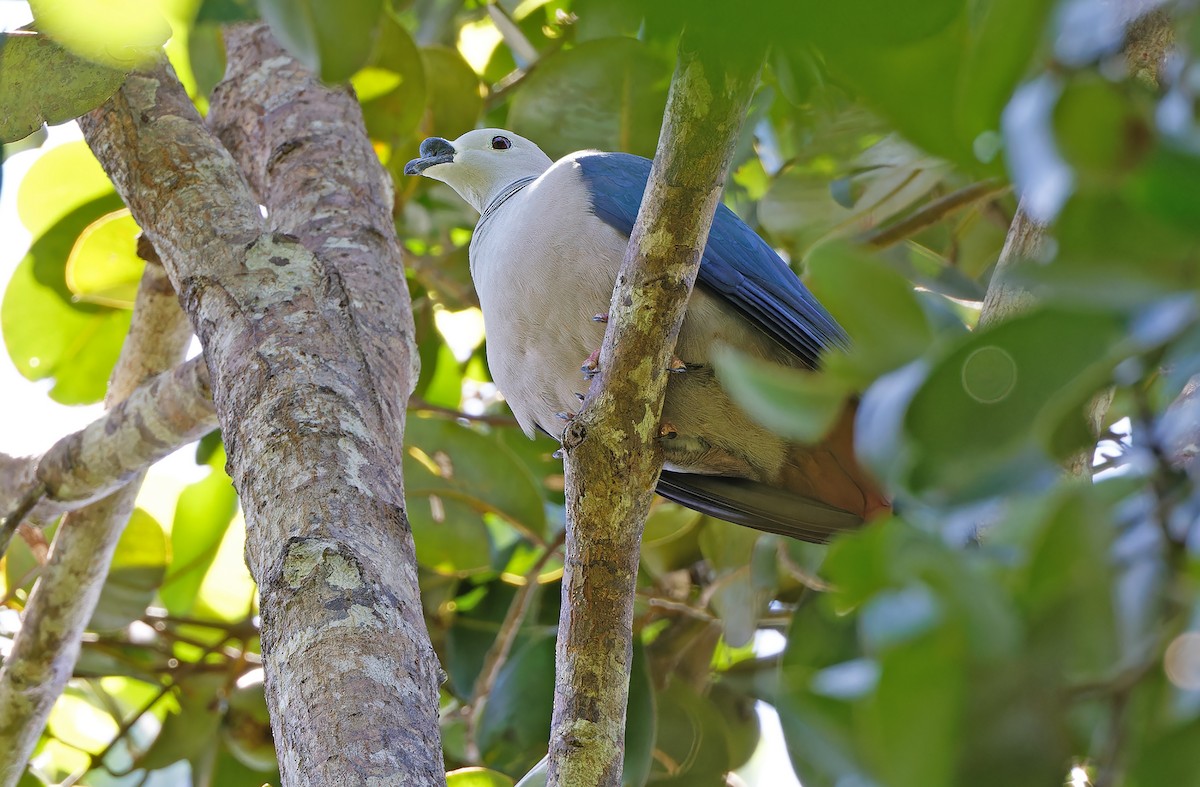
[547,29,764,787]
[77,28,443,787]
[0,263,190,787]
[0,356,215,550]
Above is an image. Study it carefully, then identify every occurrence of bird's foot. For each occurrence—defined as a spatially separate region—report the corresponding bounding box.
[667,355,688,374]
[581,349,601,380]
[555,410,576,422]
[659,422,679,439]
[592,313,609,323]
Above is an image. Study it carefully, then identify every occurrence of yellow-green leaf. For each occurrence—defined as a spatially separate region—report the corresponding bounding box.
[65,209,145,308]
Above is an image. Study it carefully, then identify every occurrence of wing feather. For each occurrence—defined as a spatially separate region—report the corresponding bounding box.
[576,152,848,367]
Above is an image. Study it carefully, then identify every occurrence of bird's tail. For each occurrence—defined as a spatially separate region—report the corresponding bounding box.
[777,403,891,524]
[655,403,889,544]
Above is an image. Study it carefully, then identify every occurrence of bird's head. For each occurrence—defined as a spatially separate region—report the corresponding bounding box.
[404,128,554,213]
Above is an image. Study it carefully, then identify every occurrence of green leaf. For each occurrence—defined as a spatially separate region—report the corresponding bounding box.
[220,678,277,771]
[708,683,761,771]
[496,425,566,508]
[807,243,934,385]
[17,141,115,238]
[699,519,766,647]
[514,757,549,787]
[861,625,964,787]
[160,447,239,616]
[0,29,128,143]
[196,0,259,24]
[89,508,168,631]
[623,641,656,787]
[209,743,282,786]
[75,638,169,682]
[257,0,383,83]
[63,209,145,308]
[649,679,735,782]
[15,769,45,787]
[640,502,703,576]
[45,689,119,753]
[953,0,1055,155]
[901,307,1126,498]
[1019,489,1118,679]
[712,345,850,443]
[444,579,549,699]
[507,37,670,159]
[859,585,943,652]
[2,194,133,404]
[1126,144,1200,235]
[760,135,951,256]
[794,0,964,47]
[405,416,547,574]
[357,11,426,148]
[187,22,227,102]
[824,520,1021,661]
[1054,74,1149,177]
[810,7,974,165]
[416,330,466,409]
[791,0,1050,172]
[478,634,556,775]
[136,674,225,770]
[447,768,515,787]
[1010,190,1200,312]
[1127,720,1200,787]
[420,46,483,140]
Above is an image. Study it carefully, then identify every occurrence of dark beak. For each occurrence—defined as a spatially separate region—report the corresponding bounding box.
[404,137,456,175]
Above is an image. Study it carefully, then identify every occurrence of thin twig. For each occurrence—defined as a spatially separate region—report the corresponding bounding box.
[408,398,519,427]
[0,482,47,558]
[466,530,565,761]
[775,539,832,592]
[860,179,1010,250]
[90,631,239,775]
[640,594,716,622]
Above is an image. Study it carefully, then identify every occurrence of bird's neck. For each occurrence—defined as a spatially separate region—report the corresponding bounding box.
[478,176,537,225]
[467,175,531,213]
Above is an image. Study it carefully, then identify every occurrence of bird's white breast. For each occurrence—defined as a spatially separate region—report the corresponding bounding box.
[469,159,627,437]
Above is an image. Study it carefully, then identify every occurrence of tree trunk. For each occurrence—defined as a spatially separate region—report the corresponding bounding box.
[78,26,444,786]
[547,28,764,787]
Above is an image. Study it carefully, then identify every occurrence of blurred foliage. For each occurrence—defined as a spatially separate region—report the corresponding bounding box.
[4,0,1200,785]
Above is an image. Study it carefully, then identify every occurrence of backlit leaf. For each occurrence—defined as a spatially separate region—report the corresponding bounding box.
[160,446,239,616]
[2,194,132,404]
[64,208,144,308]
[258,0,383,83]
[0,29,128,143]
[89,508,169,631]
[507,38,670,159]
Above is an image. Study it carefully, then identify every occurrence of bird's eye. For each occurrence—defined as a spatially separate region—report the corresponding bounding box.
[491,135,512,150]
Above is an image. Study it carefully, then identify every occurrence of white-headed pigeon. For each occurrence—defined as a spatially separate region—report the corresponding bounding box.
[405,129,888,542]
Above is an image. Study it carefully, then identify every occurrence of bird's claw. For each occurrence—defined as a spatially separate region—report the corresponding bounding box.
[574,392,585,402]
[659,422,678,439]
[592,313,609,323]
[581,349,601,380]
[552,448,564,459]
[667,356,688,374]
[555,410,576,421]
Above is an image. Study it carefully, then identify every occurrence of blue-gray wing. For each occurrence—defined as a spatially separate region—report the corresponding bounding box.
[576,152,848,367]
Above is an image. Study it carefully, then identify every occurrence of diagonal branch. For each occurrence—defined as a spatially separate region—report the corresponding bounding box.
[0,356,216,553]
[0,261,192,787]
[547,27,765,787]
